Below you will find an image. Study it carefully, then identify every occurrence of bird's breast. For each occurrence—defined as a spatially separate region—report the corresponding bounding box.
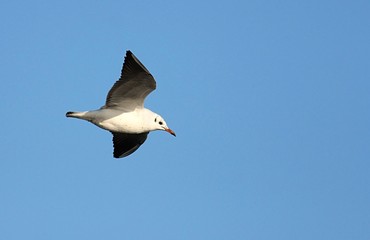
[93,109,149,134]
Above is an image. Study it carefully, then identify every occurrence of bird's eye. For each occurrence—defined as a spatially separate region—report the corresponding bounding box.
[159,121,163,125]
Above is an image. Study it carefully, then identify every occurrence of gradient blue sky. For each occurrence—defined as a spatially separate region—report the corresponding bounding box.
[1,0,369,239]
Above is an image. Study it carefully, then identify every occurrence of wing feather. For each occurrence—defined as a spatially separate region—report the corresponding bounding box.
[111,132,149,158]
[104,51,156,110]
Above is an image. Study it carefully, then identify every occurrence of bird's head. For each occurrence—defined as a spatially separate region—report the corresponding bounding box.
[154,115,176,136]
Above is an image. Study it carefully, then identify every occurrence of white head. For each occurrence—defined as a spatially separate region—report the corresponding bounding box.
[153,115,176,136]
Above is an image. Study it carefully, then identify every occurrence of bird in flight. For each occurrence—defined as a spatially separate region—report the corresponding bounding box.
[66,50,176,158]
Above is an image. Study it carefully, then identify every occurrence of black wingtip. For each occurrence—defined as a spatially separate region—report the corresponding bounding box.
[126,50,133,58]
[124,50,134,62]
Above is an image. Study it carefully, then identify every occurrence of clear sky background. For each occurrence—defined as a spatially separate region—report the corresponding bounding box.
[0,0,369,239]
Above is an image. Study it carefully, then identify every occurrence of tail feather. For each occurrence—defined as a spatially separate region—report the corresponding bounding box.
[66,111,75,117]
[66,111,89,119]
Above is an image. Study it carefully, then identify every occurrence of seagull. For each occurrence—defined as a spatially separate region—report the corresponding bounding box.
[66,50,176,158]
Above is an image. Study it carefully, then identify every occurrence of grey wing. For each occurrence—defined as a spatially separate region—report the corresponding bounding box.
[111,132,149,158]
[104,51,156,110]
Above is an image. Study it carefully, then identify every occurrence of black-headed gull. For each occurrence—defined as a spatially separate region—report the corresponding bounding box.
[66,51,175,158]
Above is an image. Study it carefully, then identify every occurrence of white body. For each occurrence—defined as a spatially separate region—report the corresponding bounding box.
[70,108,159,134]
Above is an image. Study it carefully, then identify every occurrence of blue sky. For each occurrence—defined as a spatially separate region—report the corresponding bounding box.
[1,0,369,239]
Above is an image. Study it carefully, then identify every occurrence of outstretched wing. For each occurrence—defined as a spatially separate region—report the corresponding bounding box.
[104,51,156,111]
[111,132,149,158]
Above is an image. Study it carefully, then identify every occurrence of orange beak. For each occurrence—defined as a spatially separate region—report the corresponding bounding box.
[165,128,176,137]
